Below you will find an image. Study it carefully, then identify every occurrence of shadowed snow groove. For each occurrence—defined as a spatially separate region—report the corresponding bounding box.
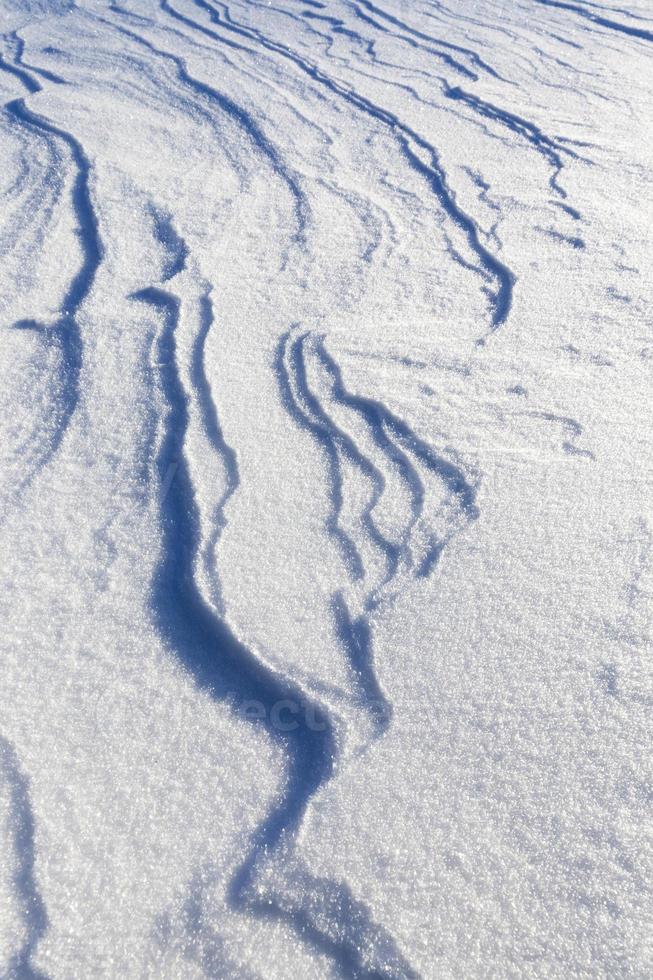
[105,14,310,250]
[191,288,240,615]
[163,0,515,329]
[312,335,480,562]
[0,50,102,491]
[190,0,585,233]
[442,84,577,197]
[151,206,189,281]
[275,0,581,196]
[532,0,653,42]
[3,31,67,86]
[332,591,393,736]
[350,0,502,78]
[0,736,49,980]
[278,330,479,586]
[133,283,417,978]
[276,330,395,737]
[270,321,482,968]
[276,326,479,733]
[275,330,367,582]
[264,0,582,203]
[343,1,480,78]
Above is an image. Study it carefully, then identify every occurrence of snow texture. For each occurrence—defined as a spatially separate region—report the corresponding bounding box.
[0,0,651,977]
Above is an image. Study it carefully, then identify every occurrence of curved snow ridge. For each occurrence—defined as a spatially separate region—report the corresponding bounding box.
[276,330,367,583]
[277,329,397,738]
[279,329,479,591]
[160,0,515,329]
[345,1,588,203]
[104,13,310,253]
[349,0,502,79]
[1,1,643,976]
[134,271,415,975]
[0,735,48,980]
[239,845,421,979]
[343,0,482,79]
[3,30,67,86]
[0,36,67,247]
[0,46,101,515]
[271,324,482,967]
[528,409,596,459]
[190,287,240,617]
[314,335,480,577]
[276,324,480,756]
[187,0,586,231]
[532,0,653,43]
[442,83,580,198]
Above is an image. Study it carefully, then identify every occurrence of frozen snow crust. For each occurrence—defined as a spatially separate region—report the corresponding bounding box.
[0,0,651,977]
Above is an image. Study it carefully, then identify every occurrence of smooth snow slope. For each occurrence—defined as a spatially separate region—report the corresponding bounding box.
[0,0,651,977]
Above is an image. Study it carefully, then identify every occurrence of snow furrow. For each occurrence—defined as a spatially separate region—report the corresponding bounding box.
[532,0,653,41]
[134,265,413,972]
[0,736,48,980]
[0,48,101,519]
[164,0,515,329]
[0,1,650,976]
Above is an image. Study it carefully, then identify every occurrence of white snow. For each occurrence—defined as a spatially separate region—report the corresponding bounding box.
[0,0,651,977]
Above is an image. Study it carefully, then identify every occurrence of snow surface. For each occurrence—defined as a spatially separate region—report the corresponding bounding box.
[0,0,651,976]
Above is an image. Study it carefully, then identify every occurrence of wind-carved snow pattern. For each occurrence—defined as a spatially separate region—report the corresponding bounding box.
[131,200,477,970]
[106,5,481,969]
[0,37,101,524]
[277,328,479,738]
[160,0,517,331]
[0,0,650,976]
[130,212,420,974]
[0,737,48,980]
